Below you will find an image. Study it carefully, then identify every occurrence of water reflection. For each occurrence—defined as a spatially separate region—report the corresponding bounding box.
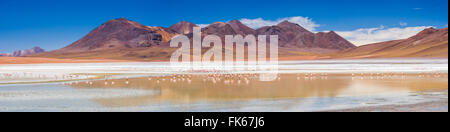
[67,73,448,107]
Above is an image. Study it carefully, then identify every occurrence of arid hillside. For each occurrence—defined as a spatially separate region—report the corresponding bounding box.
[335,27,448,58]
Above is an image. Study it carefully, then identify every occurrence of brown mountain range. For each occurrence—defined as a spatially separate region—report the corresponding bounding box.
[336,27,448,58]
[202,22,240,37]
[33,18,356,60]
[0,47,45,57]
[257,20,356,50]
[30,18,447,61]
[169,21,198,34]
[60,18,177,53]
[228,20,258,35]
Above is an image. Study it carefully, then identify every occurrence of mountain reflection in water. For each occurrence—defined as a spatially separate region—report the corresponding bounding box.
[67,73,448,107]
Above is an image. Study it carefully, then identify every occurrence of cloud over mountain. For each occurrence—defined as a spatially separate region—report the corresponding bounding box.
[197,16,439,46]
[199,16,320,32]
[239,16,320,32]
[336,26,432,46]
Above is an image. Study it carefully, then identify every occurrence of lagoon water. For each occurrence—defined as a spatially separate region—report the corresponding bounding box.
[0,59,448,112]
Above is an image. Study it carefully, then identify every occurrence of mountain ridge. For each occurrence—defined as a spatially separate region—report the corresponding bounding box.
[30,18,447,61]
[169,21,198,34]
[60,18,177,53]
[55,18,356,52]
[336,27,448,58]
[0,47,45,57]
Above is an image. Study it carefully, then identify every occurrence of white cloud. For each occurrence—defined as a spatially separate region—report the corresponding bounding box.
[400,22,408,26]
[197,24,209,28]
[240,16,320,31]
[335,26,432,46]
[197,16,320,32]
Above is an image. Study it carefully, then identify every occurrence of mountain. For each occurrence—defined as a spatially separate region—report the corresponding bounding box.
[38,18,450,61]
[313,31,356,50]
[60,18,178,53]
[169,21,198,34]
[0,47,45,57]
[30,19,358,60]
[14,47,46,56]
[200,20,258,37]
[337,27,448,58]
[201,22,238,37]
[257,20,356,50]
[197,20,355,52]
[257,21,315,48]
[228,20,257,35]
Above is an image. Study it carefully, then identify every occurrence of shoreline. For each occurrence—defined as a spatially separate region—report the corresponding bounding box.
[328,99,448,112]
[327,90,449,112]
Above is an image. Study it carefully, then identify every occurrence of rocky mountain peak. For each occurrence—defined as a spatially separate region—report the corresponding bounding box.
[169,21,198,34]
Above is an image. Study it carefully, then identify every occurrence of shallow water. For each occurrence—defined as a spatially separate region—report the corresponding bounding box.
[0,73,447,112]
[0,59,448,112]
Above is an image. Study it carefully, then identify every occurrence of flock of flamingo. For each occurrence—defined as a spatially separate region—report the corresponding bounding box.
[43,71,449,87]
[1,73,90,80]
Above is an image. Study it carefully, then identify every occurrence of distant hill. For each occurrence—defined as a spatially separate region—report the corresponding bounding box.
[60,18,178,52]
[257,20,355,50]
[169,21,198,34]
[336,27,448,58]
[0,47,45,57]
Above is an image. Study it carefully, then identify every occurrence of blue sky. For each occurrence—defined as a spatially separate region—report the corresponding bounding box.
[0,0,448,53]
